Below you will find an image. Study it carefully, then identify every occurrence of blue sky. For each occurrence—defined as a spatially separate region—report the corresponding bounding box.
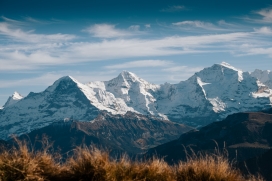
[0,0,272,106]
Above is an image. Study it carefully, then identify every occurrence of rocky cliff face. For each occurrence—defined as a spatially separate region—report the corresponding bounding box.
[0,62,271,140]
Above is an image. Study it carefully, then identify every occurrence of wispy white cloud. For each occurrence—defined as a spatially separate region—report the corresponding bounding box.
[0,50,64,71]
[173,21,211,27]
[217,20,236,27]
[71,32,249,59]
[0,31,253,71]
[162,65,204,81]
[105,60,204,82]
[1,16,26,26]
[0,22,76,43]
[163,66,202,73]
[254,26,272,34]
[128,25,140,31]
[242,7,272,24]
[173,20,228,31]
[0,17,271,72]
[84,24,141,38]
[0,70,119,88]
[239,47,272,58]
[24,17,47,24]
[0,73,62,88]
[161,5,185,12]
[255,7,272,23]
[23,16,59,24]
[105,60,173,69]
[145,24,151,28]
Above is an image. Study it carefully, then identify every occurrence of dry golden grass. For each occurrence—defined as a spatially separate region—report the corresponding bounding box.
[0,140,61,181]
[0,140,264,181]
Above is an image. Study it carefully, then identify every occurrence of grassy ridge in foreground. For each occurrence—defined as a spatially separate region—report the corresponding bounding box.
[0,140,264,181]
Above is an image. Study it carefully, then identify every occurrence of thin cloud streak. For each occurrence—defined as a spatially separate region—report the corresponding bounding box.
[163,66,202,73]
[0,22,76,43]
[255,7,272,23]
[0,71,122,88]
[173,21,217,30]
[239,47,272,58]
[241,7,272,24]
[23,16,60,24]
[172,20,238,31]
[254,26,272,34]
[105,60,174,69]
[161,5,185,12]
[0,73,62,88]
[84,24,143,38]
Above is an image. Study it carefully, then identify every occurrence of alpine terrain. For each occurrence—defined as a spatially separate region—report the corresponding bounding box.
[0,62,271,140]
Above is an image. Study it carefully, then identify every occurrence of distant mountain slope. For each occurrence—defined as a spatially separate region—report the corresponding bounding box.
[0,62,271,140]
[251,69,272,89]
[15,111,191,155]
[146,109,272,163]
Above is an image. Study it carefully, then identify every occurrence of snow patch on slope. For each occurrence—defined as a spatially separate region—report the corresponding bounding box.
[196,77,210,98]
[208,97,226,112]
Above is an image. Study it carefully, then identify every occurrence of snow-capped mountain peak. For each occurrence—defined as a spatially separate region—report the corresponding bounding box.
[119,70,139,81]
[3,91,24,108]
[12,91,24,100]
[46,75,78,92]
[192,62,244,84]
[108,70,154,89]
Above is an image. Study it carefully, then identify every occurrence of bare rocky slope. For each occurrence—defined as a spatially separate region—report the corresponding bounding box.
[14,111,191,156]
[146,109,272,164]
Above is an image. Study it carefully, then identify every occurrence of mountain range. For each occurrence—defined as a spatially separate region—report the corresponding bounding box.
[0,62,271,140]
